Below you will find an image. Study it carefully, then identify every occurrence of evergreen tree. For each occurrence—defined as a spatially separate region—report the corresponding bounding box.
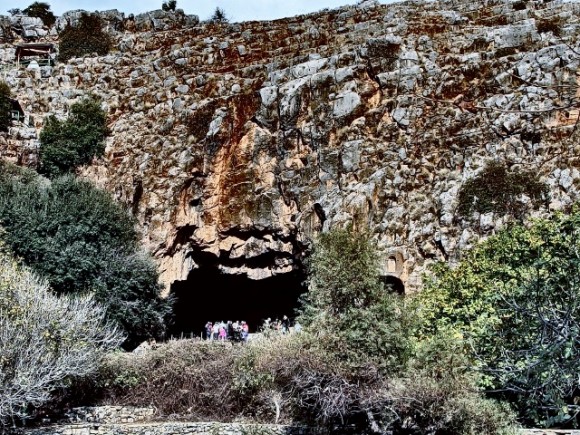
[0,167,172,348]
[300,226,412,374]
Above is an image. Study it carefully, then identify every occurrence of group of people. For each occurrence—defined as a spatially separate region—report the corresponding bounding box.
[204,320,249,342]
[204,315,302,342]
[261,315,295,334]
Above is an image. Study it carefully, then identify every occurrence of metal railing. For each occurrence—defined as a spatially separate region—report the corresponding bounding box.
[1,58,54,79]
[16,58,54,68]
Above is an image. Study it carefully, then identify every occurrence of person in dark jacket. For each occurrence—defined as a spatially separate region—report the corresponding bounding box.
[281,315,290,334]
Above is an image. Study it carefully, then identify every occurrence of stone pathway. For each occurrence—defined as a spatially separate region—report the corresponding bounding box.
[522,431,580,435]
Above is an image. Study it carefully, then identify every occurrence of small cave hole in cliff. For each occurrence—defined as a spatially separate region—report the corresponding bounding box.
[168,268,307,337]
[381,275,405,295]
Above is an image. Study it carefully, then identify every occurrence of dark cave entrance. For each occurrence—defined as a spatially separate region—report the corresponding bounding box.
[381,275,405,295]
[169,267,307,337]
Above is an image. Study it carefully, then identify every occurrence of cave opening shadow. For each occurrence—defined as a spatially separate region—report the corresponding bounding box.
[169,267,307,337]
[381,275,405,295]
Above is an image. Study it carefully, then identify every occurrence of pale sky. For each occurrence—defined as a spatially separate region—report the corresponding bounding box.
[6,0,395,23]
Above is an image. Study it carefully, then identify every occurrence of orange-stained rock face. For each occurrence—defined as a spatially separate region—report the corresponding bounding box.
[2,0,580,293]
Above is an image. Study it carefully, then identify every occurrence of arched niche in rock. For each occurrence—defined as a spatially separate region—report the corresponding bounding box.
[381,275,405,295]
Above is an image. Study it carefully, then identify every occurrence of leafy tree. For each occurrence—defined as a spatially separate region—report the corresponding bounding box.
[161,0,177,12]
[7,8,22,16]
[58,13,111,62]
[0,81,11,133]
[300,226,412,375]
[210,7,228,23]
[23,1,55,27]
[0,247,122,425]
[0,168,172,348]
[39,95,108,178]
[418,208,580,426]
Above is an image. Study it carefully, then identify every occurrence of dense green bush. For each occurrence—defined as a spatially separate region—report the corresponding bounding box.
[0,247,122,426]
[23,1,55,27]
[0,166,171,348]
[58,13,111,62]
[285,226,513,432]
[300,226,413,375]
[418,208,580,427]
[39,95,108,178]
[388,335,517,435]
[457,161,548,220]
[0,81,11,132]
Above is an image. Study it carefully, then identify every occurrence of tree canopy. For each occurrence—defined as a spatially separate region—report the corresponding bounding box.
[418,208,580,426]
[58,13,111,62]
[456,161,548,221]
[161,0,177,12]
[300,226,412,375]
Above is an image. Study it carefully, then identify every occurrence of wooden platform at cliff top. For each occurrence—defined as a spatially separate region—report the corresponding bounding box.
[14,43,54,67]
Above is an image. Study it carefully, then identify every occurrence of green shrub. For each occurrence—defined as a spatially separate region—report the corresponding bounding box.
[418,208,580,427]
[58,13,111,62]
[457,161,548,220]
[0,81,11,132]
[23,1,55,27]
[39,95,108,178]
[383,334,518,435]
[0,171,171,348]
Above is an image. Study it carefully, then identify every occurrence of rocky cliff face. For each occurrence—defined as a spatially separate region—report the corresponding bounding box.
[1,0,580,293]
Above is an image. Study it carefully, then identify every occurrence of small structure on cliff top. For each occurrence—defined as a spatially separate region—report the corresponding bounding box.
[14,43,55,67]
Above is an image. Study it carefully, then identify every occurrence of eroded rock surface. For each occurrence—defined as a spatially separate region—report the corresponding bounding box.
[2,0,580,292]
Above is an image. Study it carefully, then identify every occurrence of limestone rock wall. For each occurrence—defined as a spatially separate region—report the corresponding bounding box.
[1,0,580,292]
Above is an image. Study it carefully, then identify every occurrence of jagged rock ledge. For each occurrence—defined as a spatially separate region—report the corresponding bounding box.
[1,0,580,293]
